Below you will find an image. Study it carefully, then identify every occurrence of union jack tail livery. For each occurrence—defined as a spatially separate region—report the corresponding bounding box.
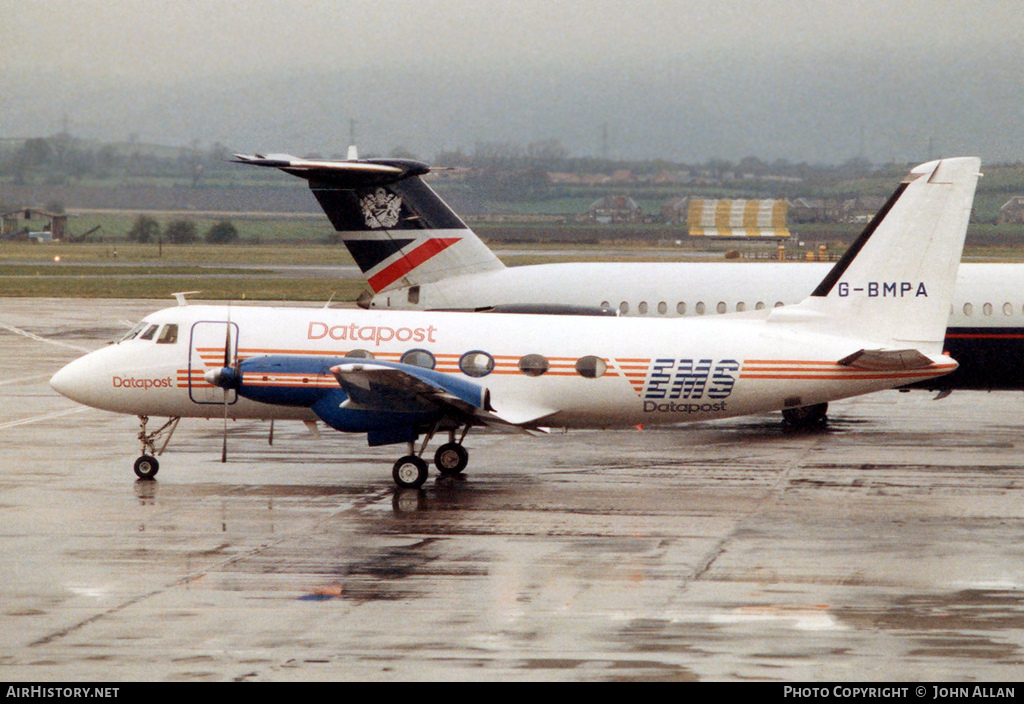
[232,153,504,298]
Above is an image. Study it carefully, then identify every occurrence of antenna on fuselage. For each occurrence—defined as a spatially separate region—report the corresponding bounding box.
[172,291,201,307]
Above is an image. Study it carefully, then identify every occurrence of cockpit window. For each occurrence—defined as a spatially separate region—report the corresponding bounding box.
[120,322,148,342]
[156,324,178,344]
[138,324,159,341]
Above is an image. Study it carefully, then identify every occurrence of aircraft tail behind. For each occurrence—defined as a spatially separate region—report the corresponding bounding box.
[779,157,981,352]
[233,153,504,294]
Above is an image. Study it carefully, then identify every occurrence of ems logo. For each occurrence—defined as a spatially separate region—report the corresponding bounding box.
[360,188,402,229]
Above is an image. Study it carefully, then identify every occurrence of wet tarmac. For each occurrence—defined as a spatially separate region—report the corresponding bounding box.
[2,298,1024,681]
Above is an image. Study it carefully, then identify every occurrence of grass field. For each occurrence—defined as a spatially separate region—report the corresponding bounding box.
[2,221,1023,300]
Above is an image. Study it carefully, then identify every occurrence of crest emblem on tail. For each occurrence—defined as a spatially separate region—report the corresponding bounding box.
[360,188,402,229]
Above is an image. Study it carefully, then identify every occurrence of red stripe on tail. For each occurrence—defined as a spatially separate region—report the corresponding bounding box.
[367,238,460,292]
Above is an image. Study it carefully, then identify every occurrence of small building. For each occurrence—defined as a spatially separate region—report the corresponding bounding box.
[788,197,843,224]
[998,197,1024,224]
[841,196,888,224]
[661,196,689,224]
[1,208,67,241]
[587,195,642,224]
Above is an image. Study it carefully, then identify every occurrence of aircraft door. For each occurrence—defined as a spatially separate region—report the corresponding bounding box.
[188,320,239,405]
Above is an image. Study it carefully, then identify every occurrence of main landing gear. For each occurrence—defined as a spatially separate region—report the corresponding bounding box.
[781,402,828,429]
[392,426,471,489]
[133,415,180,480]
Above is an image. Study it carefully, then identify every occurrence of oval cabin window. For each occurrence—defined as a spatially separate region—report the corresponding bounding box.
[575,356,607,379]
[400,349,436,369]
[518,354,550,377]
[459,351,495,377]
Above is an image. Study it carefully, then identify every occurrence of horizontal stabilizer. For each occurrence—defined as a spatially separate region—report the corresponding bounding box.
[838,348,938,371]
[232,153,409,186]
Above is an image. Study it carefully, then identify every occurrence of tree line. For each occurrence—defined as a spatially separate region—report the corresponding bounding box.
[128,216,238,244]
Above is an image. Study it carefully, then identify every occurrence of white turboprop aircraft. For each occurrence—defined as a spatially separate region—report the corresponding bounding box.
[232,151,1023,407]
[50,157,978,488]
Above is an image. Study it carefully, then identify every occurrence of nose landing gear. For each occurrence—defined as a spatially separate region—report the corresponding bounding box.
[133,415,180,480]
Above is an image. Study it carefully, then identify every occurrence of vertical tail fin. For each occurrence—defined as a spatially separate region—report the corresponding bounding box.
[233,154,504,293]
[775,157,981,352]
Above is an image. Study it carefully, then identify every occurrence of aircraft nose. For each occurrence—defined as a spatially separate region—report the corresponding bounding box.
[50,356,97,405]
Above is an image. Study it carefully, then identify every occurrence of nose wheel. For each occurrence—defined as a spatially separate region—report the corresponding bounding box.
[134,455,160,479]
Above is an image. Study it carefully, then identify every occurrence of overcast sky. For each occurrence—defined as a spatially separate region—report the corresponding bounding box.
[3,0,1022,164]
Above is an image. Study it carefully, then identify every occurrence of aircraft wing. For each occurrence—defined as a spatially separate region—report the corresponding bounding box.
[330,361,490,416]
[330,360,558,430]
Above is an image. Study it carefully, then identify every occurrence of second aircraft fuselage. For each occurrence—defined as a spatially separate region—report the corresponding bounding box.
[368,261,1024,390]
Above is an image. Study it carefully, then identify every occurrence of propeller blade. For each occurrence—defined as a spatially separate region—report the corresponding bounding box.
[221,305,232,463]
[221,388,229,463]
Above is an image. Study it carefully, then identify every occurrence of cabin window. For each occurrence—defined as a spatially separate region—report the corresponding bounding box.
[120,322,148,342]
[736,302,746,312]
[139,324,159,341]
[400,349,436,369]
[1004,303,1013,316]
[638,301,649,315]
[156,324,178,344]
[755,302,766,310]
[407,286,420,305]
[657,301,667,315]
[963,303,973,316]
[600,301,611,311]
[774,301,784,308]
[619,301,629,315]
[518,354,549,377]
[460,351,494,378]
[575,355,607,379]
[345,349,375,359]
[676,302,686,315]
[716,301,727,314]
[695,302,705,315]
[983,303,993,316]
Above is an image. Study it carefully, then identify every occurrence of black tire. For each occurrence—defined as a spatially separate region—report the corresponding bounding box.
[782,402,828,428]
[134,455,160,480]
[434,442,469,476]
[392,455,429,489]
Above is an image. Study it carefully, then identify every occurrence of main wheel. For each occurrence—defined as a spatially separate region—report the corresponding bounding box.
[434,442,469,476]
[134,455,160,480]
[782,402,828,428]
[392,455,429,489]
